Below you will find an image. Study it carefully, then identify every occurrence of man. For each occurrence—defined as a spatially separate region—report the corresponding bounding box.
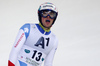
[8,2,58,66]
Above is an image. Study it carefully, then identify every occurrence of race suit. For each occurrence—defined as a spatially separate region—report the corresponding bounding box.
[8,23,58,66]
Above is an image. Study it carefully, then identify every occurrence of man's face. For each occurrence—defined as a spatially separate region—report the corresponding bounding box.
[41,16,54,28]
[41,10,56,29]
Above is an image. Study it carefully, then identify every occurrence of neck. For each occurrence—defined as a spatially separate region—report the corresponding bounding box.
[39,23,50,32]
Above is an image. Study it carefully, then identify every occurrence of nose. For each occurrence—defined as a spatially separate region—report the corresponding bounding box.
[47,15,50,18]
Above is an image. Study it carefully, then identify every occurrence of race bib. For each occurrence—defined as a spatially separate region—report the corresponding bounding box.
[18,45,46,66]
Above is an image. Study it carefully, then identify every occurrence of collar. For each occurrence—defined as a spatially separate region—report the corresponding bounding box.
[36,23,51,35]
[39,23,50,32]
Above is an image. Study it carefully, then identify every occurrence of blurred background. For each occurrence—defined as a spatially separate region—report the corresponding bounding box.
[0,0,100,66]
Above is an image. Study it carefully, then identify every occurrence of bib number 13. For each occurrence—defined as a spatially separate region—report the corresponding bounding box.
[32,50,42,61]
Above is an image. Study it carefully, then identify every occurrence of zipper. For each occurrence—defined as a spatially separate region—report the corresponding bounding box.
[44,31,46,35]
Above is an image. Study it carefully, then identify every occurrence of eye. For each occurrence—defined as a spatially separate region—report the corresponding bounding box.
[42,11,48,16]
[49,12,56,18]
[43,12,47,14]
[50,12,54,15]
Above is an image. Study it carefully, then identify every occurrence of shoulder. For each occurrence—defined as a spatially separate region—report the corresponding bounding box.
[20,23,36,39]
[20,23,31,29]
[20,23,37,30]
[51,32,59,45]
[51,32,58,39]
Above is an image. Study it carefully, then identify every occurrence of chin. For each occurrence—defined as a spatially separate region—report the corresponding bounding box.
[45,25,51,28]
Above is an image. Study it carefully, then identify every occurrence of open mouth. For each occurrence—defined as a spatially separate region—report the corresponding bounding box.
[46,20,50,22]
[45,20,50,25]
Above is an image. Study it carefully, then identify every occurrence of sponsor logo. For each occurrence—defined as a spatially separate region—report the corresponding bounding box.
[42,58,44,61]
[14,33,24,48]
[43,5,53,8]
[26,57,39,66]
[33,25,36,28]
[24,49,30,53]
[21,56,23,58]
